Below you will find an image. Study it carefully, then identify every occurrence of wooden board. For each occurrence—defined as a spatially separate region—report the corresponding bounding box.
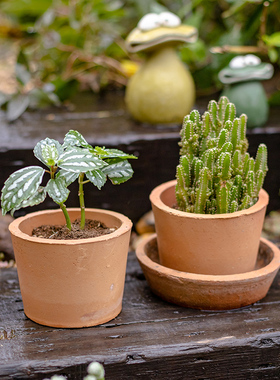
[1,247,280,379]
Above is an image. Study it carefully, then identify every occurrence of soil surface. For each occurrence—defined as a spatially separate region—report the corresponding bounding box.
[32,219,116,240]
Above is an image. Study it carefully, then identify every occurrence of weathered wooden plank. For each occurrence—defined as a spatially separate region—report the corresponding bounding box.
[1,92,280,378]
[2,334,280,380]
[1,249,280,379]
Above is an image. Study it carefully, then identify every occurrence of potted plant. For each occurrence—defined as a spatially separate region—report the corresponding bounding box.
[1,130,137,328]
[149,96,270,275]
[136,96,280,310]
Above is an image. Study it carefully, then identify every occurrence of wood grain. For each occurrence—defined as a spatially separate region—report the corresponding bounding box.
[1,248,280,379]
[1,93,280,378]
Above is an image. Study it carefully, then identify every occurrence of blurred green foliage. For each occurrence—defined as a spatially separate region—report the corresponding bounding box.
[0,0,279,120]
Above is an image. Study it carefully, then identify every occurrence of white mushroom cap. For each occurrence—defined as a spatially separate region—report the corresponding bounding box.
[229,54,261,69]
[137,12,181,32]
[244,54,261,66]
[137,13,161,32]
[158,12,181,28]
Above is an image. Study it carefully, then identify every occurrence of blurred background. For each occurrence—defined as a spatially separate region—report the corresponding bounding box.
[0,0,279,120]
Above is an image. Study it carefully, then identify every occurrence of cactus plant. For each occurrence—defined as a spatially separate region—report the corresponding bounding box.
[175,96,268,214]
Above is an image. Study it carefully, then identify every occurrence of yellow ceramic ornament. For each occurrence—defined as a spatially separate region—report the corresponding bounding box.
[125,12,198,124]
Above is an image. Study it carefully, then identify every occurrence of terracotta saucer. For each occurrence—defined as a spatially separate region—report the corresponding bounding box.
[136,233,280,310]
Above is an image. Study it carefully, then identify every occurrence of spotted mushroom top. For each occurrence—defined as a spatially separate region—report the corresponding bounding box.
[126,12,197,53]
[219,54,274,84]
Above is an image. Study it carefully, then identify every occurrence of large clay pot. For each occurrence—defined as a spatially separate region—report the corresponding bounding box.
[150,180,269,275]
[9,208,132,328]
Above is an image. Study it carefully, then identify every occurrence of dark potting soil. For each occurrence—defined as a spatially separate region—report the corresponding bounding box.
[32,219,116,240]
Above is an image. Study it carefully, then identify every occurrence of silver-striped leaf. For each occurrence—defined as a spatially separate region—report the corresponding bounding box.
[58,147,106,173]
[63,130,90,149]
[34,138,63,167]
[102,159,134,184]
[1,166,45,215]
[94,146,137,160]
[10,186,47,215]
[86,169,107,190]
[46,177,70,205]
[56,169,79,187]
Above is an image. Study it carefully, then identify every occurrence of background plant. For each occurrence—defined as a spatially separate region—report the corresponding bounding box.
[0,0,279,120]
[175,96,268,214]
[1,130,136,230]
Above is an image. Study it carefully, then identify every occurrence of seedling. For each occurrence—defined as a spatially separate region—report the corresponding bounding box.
[1,130,137,230]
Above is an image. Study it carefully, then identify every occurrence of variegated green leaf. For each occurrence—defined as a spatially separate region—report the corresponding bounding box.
[46,177,70,205]
[102,159,134,184]
[34,138,63,167]
[63,130,91,149]
[56,169,79,187]
[10,186,47,215]
[94,146,137,160]
[1,166,45,215]
[86,169,107,190]
[58,147,106,173]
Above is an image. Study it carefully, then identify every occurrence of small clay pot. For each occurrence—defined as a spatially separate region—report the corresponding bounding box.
[9,208,132,328]
[150,180,269,275]
[136,234,280,310]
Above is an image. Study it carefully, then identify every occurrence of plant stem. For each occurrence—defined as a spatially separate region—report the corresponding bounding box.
[79,173,86,230]
[259,1,269,49]
[50,165,56,179]
[60,203,72,230]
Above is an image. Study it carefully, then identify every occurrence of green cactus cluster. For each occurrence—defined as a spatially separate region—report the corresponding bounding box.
[175,96,268,214]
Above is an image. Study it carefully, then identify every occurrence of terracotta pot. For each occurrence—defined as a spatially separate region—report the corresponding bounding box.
[150,180,269,275]
[136,234,280,310]
[9,208,132,328]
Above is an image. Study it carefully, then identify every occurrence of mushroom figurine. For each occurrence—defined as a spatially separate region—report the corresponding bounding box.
[125,12,198,124]
[219,55,274,128]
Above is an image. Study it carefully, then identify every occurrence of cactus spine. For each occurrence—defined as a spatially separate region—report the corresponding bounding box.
[175,96,268,214]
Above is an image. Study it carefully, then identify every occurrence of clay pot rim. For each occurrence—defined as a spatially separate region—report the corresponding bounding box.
[9,208,132,245]
[136,233,280,283]
[150,179,269,220]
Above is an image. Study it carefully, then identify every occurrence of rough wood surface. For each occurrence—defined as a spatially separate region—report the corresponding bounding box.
[1,93,280,378]
[1,247,280,379]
